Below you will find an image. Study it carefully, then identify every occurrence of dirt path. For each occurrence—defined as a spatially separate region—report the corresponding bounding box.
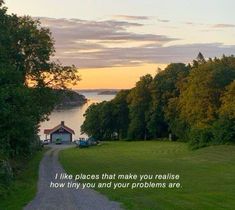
[24,145,122,210]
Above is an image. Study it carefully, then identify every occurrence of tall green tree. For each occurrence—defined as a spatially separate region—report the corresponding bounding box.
[192,52,206,68]
[81,55,235,149]
[81,101,117,140]
[179,56,235,127]
[148,63,190,138]
[0,1,79,160]
[127,74,153,140]
[179,56,235,148]
[219,81,235,119]
[111,90,130,139]
[81,103,103,139]
[211,81,235,144]
[81,90,130,140]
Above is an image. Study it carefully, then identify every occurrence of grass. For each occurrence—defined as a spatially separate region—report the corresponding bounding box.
[60,141,235,210]
[0,149,45,210]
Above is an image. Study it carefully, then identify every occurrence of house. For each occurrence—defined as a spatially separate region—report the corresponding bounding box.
[44,121,75,143]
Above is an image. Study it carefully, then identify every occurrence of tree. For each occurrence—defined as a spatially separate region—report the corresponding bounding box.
[219,81,235,119]
[81,55,235,149]
[192,52,206,68]
[210,81,235,144]
[81,103,103,139]
[127,75,153,140]
[147,63,190,138]
[111,90,130,139]
[197,52,206,64]
[179,56,235,127]
[81,101,117,140]
[81,90,130,140]
[0,2,79,160]
[179,56,235,148]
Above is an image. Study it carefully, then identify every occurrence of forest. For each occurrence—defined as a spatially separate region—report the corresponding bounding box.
[81,53,235,148]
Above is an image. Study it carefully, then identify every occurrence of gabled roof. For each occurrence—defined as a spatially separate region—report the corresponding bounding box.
[44,129,52,134]
[44,121,75,135]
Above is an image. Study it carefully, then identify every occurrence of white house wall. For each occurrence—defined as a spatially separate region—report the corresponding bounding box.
[51,133,71,143]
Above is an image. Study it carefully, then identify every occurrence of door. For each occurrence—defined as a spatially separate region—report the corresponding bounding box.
[51,133,71,143]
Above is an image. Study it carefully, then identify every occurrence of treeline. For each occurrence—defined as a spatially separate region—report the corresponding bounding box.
[0,1,78,191]
[81,54,235,148]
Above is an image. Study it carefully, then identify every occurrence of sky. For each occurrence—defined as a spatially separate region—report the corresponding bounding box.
[5,0,235,89]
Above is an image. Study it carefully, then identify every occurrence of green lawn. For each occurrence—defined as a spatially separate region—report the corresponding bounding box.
[0,149,45,210]
[60,141,235,210]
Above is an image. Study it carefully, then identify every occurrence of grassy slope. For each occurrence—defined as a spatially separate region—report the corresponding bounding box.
[60,141,235,210]
[0,150,45,210]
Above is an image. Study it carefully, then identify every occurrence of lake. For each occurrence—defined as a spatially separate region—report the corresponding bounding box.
[39,92,115,140]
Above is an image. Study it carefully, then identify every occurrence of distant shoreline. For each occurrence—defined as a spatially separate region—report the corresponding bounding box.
[54,89,88,110]
[98,90,118,95]
[76,89,129,93]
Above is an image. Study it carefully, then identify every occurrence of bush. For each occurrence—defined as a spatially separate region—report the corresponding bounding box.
[188,117,235,149]
[188,127,213,149]
[211,117,235,144]
[0,160,13,195]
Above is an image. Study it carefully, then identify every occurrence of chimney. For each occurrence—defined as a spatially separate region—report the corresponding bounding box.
[61,121,65,126]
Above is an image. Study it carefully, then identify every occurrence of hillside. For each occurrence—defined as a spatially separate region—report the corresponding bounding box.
[54,89,87,109]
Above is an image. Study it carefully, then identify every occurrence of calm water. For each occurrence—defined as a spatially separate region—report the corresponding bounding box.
[39,92,115,140]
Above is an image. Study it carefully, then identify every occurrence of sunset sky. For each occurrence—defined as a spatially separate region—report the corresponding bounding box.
[6,0,235,89]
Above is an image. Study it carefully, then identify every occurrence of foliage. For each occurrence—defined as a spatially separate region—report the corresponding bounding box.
[81,90,130,140]
[81,102,116,140]
[148,63,190,139]
[111,90,130,139]
[179,56,235,127]
[82,54,235,149]
[211,117,235,144]
[188,127,213,149]
[54,89,87,109]
[0,160,13,189]
[0,149,45,210]
[180,56,235,147]
[219,81,235,119]
[0,1,79,188]
[127,74,153,140]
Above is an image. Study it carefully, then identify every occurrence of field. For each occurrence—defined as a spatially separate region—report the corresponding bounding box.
[60,141,235,210]
[0,150,45,210]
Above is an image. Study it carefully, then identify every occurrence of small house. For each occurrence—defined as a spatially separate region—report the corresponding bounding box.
[44,121,75,143]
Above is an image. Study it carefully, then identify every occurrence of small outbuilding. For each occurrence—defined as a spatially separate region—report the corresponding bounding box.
[44,121,75,143]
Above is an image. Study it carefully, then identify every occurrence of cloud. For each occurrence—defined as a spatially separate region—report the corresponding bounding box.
[184,21,199,26]
[112,15,150,21]
[212,24,235,28]
[38,17,235,68]
[184,22,235,28]
[157,18,170,23]
[39,17,175,43]
[183,21,206,27]
[55,43,235,68]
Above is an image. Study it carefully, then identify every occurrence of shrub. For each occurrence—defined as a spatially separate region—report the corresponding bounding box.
[211,117,235,144]
[188,127,213,149]
[0,159,13,195]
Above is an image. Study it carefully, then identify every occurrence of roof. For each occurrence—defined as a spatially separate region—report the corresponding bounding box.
[44,129,52,134]
[44,122,75,135]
